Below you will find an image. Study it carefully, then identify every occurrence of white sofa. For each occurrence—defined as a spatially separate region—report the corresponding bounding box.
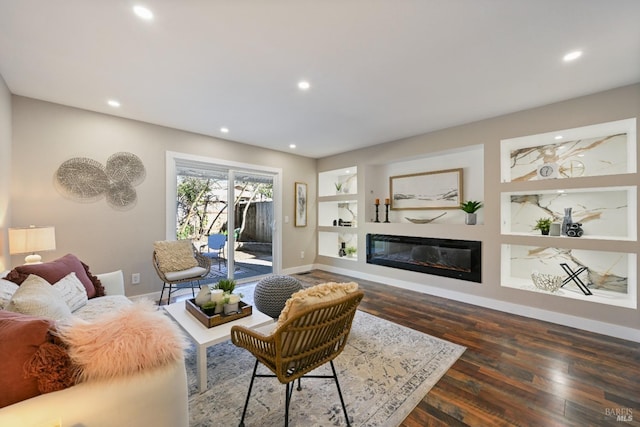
[0,271,190,427]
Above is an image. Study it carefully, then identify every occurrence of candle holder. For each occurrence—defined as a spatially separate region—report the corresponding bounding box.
[384,203,390,223]
[374,204,380,223]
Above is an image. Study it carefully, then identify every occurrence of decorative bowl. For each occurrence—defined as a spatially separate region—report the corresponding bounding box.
[531,271,563,292]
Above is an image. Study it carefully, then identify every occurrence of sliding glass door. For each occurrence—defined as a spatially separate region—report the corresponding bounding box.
[169,153,280,284]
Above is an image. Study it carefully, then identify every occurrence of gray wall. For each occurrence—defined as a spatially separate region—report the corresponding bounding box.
[318,83,640,339]
[9,96,317,296]
[0,76,10,271]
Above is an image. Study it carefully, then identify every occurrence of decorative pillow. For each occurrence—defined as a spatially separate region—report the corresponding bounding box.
[23,340,76,394]
[55,300,188,382]
[5,254,105,299]
[276,281,359,328]
[0,311,57,408]
[153,240,198,273]
[6,275,73,321]
[0,278,19,309]
[53,272,88,312]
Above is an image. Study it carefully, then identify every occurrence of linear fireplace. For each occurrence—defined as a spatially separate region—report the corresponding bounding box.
[366,234,482,283]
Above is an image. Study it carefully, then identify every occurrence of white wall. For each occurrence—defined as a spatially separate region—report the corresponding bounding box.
[317,83,640,341]
[10,96,317,296]
[0,75,11,271]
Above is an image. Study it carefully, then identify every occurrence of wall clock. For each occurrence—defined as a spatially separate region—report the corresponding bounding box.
[536,163,558,179]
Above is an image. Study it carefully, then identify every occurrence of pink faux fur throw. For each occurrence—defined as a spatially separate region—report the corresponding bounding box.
[55,300,187,382]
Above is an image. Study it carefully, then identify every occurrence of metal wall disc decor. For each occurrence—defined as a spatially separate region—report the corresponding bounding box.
[55,152,146,210]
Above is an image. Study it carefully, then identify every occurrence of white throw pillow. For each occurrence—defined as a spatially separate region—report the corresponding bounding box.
[53,272,89,312]
[6,274,72,320]
[0,278,19,309]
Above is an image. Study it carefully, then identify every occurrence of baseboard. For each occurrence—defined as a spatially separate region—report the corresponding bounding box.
[128,291,161,303]
[314,264,640,344]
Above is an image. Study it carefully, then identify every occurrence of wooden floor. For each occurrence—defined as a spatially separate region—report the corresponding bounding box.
[285,270,640,427]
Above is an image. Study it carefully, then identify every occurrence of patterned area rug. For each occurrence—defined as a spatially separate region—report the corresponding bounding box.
[186,310,465,427]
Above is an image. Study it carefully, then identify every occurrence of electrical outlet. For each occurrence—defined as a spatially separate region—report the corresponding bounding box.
[131,273,141,284]
[300,251,304,259]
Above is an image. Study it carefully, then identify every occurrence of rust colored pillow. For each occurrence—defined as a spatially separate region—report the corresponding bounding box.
[5,254,105,299]
[0,311,56,408]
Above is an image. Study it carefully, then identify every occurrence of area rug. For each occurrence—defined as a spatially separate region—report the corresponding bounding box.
[185,310,465,427]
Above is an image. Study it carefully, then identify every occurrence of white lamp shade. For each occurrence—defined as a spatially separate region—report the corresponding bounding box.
[9,226,56,264]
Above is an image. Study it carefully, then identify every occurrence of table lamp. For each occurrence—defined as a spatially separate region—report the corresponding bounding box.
[8,225,56,264]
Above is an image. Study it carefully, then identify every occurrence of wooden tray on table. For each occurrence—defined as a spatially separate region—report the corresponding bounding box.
[185,298,252,328]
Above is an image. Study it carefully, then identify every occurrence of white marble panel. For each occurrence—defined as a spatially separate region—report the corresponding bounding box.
[508,244,628,294]
[509,190,629,238]
[508,134,628,181]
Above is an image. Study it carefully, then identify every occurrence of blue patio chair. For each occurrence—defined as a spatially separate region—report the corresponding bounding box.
[200,233,226,270]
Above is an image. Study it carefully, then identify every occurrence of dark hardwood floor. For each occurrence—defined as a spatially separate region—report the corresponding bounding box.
[286,270,640,427]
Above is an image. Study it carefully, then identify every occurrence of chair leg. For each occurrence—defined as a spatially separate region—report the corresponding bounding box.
[191,282,198,298]
[330,360,351,427]
[167,284,174,305]
[239,359,259,427]
[159,284,166,306]
[284,382,292,427]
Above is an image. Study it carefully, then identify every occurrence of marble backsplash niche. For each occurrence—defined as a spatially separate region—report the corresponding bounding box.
[500,118,636,183]
[506,244,629,295]
[507,188,632,239]
[508,133,628,181]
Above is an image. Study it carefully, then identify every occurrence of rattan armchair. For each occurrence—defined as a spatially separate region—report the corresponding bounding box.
[152,243,211,305]
[231,290,364,427]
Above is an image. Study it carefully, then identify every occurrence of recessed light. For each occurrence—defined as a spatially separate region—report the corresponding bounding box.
[563,50,582,62]
[220,127,229,133]
[107,99,120,108]
[558,146,566,150]
[133,5,153,20]
[557,190,565,193]
[554,135,563,140]
[289,144,297,149]
[298,80,310,90]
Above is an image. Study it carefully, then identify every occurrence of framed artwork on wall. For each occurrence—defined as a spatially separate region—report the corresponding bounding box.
[295,182,307,227]
[390,168,463,210]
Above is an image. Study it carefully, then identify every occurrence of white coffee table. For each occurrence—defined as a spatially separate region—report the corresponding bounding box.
[164,302,273,393]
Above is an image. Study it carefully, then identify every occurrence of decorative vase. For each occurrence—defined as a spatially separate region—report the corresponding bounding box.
[202,306,216,316]
[561,208,573,236]
[195,287,212,306]
[224,302,239,315]
[339,242,346,257]
[465,213,477,225]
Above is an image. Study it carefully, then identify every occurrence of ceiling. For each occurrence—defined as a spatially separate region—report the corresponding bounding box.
[1,1,639,159]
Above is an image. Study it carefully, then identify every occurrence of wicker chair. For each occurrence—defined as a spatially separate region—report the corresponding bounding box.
[152,243,211,305]
[231,290,364,427]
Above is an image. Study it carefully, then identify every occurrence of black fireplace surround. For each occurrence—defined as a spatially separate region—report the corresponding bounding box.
[366,234,481,283]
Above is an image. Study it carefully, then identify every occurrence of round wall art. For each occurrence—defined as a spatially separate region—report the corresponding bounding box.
[55,152,146,210]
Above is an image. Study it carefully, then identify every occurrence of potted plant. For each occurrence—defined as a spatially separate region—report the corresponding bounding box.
[200,300,217,316]
[345,246,357,258]
[215,279,245,314]
[460,200,483,225]
[215,278,236,294]
[334,182,343,194]
[533,217,553,235]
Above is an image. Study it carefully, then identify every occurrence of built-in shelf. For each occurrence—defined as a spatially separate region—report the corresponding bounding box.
[501,244,637,309]
[500,186,637,241]
[499,119,638,308]
[318,167,358,261]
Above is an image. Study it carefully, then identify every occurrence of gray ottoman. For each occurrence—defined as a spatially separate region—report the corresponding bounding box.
[254,275,303,318]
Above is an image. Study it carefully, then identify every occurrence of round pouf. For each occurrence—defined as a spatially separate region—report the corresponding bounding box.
[254,275,303,318]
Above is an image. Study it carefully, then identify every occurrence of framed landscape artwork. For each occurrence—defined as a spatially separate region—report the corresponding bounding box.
[390,168,463,210]
[295,182,307,227]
